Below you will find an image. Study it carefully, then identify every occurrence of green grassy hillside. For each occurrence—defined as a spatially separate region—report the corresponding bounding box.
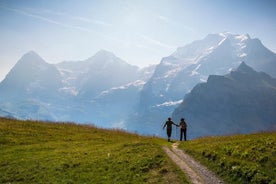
[2,117,275,184]
[179,132,276,184]
[0,118,188,184]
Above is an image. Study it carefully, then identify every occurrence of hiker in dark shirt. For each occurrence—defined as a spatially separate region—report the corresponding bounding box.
[179,118,187,141]
[163,117,178,142]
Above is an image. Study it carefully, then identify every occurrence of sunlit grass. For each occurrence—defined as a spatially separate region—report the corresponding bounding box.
[179,132,276,184]
[0,117,188,184]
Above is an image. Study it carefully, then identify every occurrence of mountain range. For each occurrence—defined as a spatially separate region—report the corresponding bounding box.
[0,50,155,127]
[0,32,275,137]
[126,32,276,136]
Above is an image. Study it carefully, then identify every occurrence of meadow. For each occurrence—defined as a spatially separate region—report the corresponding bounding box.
[2,117,275,184]
[0,117,188,184]
[179,132,276,184]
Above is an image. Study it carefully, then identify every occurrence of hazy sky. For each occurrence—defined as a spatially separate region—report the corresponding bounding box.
[0,0,275,81]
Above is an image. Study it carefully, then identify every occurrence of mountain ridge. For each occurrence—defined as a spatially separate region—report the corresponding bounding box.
[172,62,276,138]
[0,49,154,126]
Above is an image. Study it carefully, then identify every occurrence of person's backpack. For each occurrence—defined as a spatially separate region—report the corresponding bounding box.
[181,121,187,129]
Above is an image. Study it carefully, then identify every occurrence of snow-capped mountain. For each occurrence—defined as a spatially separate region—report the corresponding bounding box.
[77,50,140,99]
[0,51,63,99]
[56,50,140,98]
[172,62,276,138]
[140,33,276,109]
[0,50,155,126]
[126,32,276,136]
[0,51,65,120]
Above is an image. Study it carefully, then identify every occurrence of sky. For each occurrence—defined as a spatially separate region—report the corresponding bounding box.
[0,0,276,81]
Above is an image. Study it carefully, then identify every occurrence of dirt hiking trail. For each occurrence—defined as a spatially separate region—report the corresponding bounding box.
[163,142,224,184]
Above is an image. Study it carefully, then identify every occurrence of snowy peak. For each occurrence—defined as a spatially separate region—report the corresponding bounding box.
[171,33,223,61]
[0,50,62,94]
[93,49,117,59]
[234,33,250,42]
[205,32,251,56]
[207,32,250,43]
[23,50,40,56]
[217,32,250,40]
[89,49,116,63]
[167,32,275,73]
[85,50,139,73]
[168,32,250,68]
[86,50,133,68]
[10,51,53,77]
[18,51,48,66]
[7,51,51,78]
[223,33,249,49]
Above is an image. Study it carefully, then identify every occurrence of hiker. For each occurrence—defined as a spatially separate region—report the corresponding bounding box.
[163,117,178,142]
[179,118,187,141]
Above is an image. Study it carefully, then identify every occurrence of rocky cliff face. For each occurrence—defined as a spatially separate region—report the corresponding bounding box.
[172,62,276,138]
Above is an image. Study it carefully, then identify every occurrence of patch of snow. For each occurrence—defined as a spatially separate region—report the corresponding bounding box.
[235,34,249,42]
[207,46,214,52]
[200,75,208,82]
[98,80,145,96]
[219,32,230,37]
[162,61,175,66]
[218,37,227,46]
[156,100,183,107]
[190,64,201,76]
[200,78,207,82]
[117,86,127,90]
[99,90,110,96]
[164,67,182,78]
[239,53,247,58]
[241,45,247,49]
[110,80,145,90]
[132,80,146,87]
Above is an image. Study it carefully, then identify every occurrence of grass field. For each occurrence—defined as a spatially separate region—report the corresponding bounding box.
[0,117,189,184]
[2,117,275,184]
[179,132,276,184]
